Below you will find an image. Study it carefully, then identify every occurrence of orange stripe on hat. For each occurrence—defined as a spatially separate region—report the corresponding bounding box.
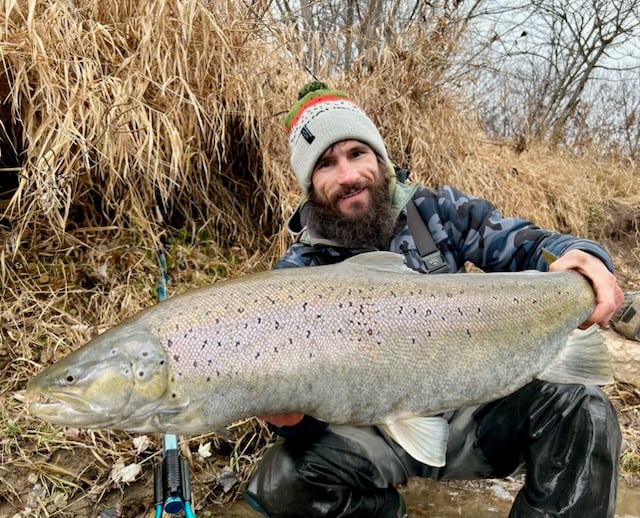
[285,93,352,134]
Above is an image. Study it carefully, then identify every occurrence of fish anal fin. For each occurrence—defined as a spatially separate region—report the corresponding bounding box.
[538,324,614,385]
[382,416,448,467]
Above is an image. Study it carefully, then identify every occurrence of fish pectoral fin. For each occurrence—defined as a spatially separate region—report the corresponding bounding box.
[538,324,614,385]
[382,416,449,468]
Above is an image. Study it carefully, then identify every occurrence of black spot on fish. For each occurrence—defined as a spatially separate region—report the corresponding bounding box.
[255,352,260,359]
[171,393,177,399]
[201,340,208,349]
[142,351,149,357]
[159,360,165,365]
[466,329,472,337]
[274,346,278,353]
[458,308,464,315]
[316,314,321,319]
[173,354,180,362]
[238,307,245,313]
[309,352,314,358]
[235,341,240,348]
[367,329,373,335]
[302,302,308,311]
[274,321,280,330]
[206,376,211,382]
[193,360,198,367]
[257,317,262,324]
[208,359,212,365]
[306,330,311,338]
[425,309,432,316]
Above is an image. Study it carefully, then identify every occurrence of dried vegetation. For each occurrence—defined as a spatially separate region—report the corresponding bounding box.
[0,0,639,516]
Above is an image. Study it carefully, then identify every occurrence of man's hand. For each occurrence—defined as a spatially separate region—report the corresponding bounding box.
[549,249,624,328]
[259,413,305,427]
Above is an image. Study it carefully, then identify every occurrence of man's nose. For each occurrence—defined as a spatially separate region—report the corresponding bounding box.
[335,158,359,184]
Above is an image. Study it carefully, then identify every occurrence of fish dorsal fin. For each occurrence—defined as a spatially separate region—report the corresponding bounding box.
[344,251,418,275]
[538,324,613,385]
[382,415,449,467]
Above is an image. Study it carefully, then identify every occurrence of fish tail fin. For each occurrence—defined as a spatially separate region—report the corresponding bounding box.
[538,324,613,385]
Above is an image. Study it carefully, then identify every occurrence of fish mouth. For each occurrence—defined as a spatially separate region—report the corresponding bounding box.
[27,391,115,426]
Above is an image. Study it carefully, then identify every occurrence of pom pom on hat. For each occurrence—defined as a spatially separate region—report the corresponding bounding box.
[284,82,390,194]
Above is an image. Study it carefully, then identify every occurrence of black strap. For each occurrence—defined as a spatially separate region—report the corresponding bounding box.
[406,200,449,273]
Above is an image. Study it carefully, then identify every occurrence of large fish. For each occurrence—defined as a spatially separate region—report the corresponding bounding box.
[26,252,612,467]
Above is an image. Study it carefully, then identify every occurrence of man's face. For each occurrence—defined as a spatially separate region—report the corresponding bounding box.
[310,140,380,218]
[306,140,395,250]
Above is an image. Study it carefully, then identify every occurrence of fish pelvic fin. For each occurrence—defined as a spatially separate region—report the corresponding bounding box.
[382,416,449,467]
[538,324,614,385]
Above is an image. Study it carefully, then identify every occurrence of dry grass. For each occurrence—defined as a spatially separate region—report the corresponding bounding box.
[1,0,639,515]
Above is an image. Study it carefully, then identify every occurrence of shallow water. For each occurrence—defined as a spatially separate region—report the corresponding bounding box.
[207,477,640,517]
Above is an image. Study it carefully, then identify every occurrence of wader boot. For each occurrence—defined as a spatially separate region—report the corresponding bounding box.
[245,381,620,517]
[611,291,640,341]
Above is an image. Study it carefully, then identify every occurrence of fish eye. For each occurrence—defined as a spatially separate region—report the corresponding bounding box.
[63,372,76,384]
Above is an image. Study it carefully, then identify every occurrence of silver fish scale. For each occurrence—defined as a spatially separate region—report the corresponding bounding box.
[130,262,595,428]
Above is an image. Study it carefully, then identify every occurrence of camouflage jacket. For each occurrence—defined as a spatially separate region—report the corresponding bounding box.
[276,180,614,274]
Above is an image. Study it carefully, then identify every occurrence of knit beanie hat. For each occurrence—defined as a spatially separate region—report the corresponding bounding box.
[284,81,391,194]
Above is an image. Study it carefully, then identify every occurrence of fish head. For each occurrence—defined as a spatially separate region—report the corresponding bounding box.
[26,323,169,430]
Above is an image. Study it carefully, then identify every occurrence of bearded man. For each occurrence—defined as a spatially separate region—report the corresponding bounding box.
[244,82,624,518]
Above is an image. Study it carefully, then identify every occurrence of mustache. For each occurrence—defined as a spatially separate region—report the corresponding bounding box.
[331,181,369,202]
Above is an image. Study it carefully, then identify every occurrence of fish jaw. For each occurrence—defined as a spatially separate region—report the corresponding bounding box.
[27,324,170,429]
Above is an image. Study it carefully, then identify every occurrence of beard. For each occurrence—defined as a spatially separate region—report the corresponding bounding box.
[307,168,396,250]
